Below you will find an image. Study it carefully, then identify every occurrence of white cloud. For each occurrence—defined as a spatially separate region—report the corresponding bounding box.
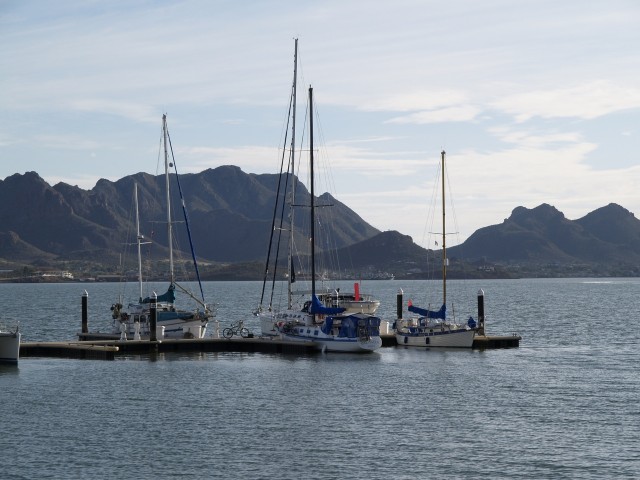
[70,99,159,124]
[386,105,481,124]
[487,127,585,148]
[492,81,640,122]
[34,134,102,151]
[362,89,469,112]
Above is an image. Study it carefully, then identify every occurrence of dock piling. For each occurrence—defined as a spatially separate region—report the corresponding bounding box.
[81,290,88,334]
[150,292,157,342]
[477,289,485,336]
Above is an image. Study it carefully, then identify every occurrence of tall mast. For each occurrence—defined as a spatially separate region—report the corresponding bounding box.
[134,183,143,302]
[162,114,174,284]
[309,86,316,315]
[287,38,298,310]
[441,150,447,306]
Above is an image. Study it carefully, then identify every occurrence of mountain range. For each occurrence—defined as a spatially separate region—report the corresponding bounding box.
[2,167,640,279]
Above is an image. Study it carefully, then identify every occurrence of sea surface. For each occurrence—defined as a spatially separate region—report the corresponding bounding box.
[1,278,638,479]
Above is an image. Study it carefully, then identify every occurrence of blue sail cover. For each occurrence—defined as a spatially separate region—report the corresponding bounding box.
[142,284,176,304]
[320,317,334,335]
[309,295,345,315]
[337,314,382,338]
[408,303,446,320]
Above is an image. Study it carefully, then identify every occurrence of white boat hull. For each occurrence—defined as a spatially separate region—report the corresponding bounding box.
[335,300,380,315]
[258,309,311,337]
[395,328,475,348]
[260,315,278,337]
[317,292,380,314]
[281,331,382,352]
[0,331,21,364]
[267,310,383,353]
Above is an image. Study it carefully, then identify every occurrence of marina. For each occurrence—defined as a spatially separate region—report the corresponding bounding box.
[11,275,522,361]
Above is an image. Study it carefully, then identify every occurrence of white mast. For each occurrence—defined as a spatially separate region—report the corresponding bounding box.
[162,114,174,284]
[441,150,447,307]
[134,183,143,302]
[287,38,298,310]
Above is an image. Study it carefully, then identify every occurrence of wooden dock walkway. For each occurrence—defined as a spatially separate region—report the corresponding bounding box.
[20,333,520,360]
[21,336,319,359]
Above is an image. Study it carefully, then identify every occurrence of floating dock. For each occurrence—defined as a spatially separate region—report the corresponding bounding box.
[20,336,319,360]
[21,332,520,360]
[472,334,521,349]
[380,333,520,348]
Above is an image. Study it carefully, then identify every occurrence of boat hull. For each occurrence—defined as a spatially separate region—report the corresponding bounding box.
[119,317,207,339]
[258,309,311,337]
[317,292,380,314]
[0,331,21,364]
[281,331,382,352]
[395,328,475,348]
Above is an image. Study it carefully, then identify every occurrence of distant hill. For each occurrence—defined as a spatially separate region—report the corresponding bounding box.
[3,166,640,279]
[312,202,640,279]
[447,203,640,270]
[0,167,379,269]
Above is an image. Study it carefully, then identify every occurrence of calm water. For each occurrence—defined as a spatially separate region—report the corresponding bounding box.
[1,279,639,479]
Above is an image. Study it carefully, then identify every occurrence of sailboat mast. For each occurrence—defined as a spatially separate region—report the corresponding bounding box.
[441,150,447,307]
[287,38,298,310]
[134,183,143,302]
[309,86,316,312]
[162,114,174,284]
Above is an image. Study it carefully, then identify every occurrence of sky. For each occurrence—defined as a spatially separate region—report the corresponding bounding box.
[1,0,639,249]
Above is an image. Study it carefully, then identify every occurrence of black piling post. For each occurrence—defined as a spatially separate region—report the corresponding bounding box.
[81,290,88,334]
[477,289,485,335]
[150,292,157,342]
[396,289,403,319]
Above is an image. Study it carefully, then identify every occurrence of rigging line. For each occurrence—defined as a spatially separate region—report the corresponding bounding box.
[423,158,441,285]
[268,133,295,309]
[268,152,294,310]
[291,95,310,283]
[311,105,343,276]
[306,96,342,277]
[445,159,462,247]
[165,124,206,305]
[260,88,294,308]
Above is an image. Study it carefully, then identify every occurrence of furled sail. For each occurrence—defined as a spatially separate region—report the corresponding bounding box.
[408,303,446,320]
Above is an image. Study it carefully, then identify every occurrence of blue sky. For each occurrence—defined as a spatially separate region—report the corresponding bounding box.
[1,0,639,248]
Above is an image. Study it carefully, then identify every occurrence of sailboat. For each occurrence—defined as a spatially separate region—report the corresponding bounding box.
[269,86,382,352]
[85,115,213,340]
[256,40,381,343]
[395,151,477,348]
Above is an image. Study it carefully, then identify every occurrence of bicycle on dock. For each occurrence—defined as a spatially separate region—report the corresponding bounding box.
[222,320,251,339]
